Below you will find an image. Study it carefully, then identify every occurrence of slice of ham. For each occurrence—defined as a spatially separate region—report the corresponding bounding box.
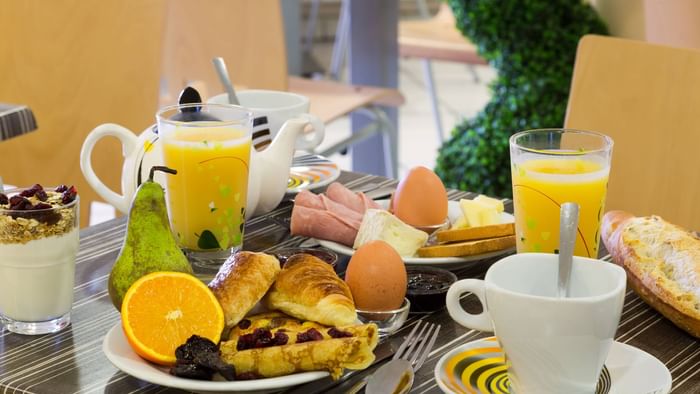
[325,182,381,214]
[290,205,360,246]
[295,190,364,223]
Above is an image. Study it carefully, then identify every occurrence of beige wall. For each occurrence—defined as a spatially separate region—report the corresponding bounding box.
[589,0,700,50]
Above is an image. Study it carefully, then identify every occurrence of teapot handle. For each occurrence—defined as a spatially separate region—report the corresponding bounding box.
[294,113,325,151]
[80,123,139,213]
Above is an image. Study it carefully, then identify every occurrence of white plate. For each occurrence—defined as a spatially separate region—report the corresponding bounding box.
[435,337,672,394]
[102,323,328,394]
[317,200,515,269]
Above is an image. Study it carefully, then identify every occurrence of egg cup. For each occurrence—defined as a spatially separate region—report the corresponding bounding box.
[413,217,451,235]
[356,298,410,335]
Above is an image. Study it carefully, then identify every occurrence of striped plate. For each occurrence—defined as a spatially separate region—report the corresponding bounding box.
[435,337,611,394]
[287,154,340,193]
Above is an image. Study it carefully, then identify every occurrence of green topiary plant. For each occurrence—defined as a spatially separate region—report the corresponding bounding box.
[435,0,608,197]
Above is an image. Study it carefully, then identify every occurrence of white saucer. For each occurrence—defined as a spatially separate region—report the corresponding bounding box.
[435,336,672,394]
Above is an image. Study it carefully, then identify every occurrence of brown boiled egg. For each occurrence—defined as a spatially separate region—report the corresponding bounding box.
[392,166,448,227]
[345,240,407,311]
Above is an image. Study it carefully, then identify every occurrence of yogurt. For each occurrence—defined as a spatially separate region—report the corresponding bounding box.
[0,229,78,321]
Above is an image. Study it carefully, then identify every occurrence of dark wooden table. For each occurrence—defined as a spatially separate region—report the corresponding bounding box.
[0,171,697,393]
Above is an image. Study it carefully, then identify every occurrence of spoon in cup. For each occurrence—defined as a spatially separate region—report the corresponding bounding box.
[558,202,580,298]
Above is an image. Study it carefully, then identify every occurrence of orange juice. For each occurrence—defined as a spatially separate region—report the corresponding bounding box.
[512,157,609,257]
[162,126,251,251]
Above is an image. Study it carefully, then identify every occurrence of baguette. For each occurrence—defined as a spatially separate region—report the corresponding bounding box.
[436,222,515,244]
[602,211,700,338]
[417,235,515,258]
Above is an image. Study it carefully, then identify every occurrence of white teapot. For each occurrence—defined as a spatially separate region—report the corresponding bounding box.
[80,116,318,219]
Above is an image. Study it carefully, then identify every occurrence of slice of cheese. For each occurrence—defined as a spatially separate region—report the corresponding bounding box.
[451,215,469,229]
[353,209,429,257]
[474,195,504,213]
[459,199,502,227]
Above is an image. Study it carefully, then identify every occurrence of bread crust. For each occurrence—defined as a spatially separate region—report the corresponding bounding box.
[208,251,281,329]
[603,211,700,338]
[417,235,515,258]
[436,222,515,244]
[265,254,357,326]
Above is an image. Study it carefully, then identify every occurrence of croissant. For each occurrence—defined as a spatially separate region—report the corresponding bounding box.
[208,251,281,329]
[265,254,357,326]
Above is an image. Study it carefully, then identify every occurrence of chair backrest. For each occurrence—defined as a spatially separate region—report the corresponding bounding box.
[0,0,288,227]
[565,35,700,229]
[0,0,167,227]
[160,0,288,102]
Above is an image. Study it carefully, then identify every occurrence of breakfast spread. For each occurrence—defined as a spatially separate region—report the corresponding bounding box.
[601,211,700,338]
[345,240,408,311]
[291,167,514,259]
[353,209,428,256]
[0,184,79,325]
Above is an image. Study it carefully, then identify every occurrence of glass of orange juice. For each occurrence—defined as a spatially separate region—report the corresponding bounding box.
[510,129,613,258]
[156,103,253,271]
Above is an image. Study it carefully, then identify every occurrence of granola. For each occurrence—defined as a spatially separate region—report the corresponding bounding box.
[0,186,78,245]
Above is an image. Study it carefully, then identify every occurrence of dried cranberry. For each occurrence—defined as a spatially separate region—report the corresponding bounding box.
[61,185,78,204]
[19,184,41,197]
[328,327,353,339]
[252,328,273,348]
[297,328,323,343]
[0,193,8,205]
[272,331,289,346]
[236,333,256,351]
[237,319,251,330]
[33,202,52,210]
[35,189,48,201]
[55,185,68,193]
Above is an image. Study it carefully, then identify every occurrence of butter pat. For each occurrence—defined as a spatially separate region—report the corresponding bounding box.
[459,199,502,227]
[474,195,504,213]
[354,209,429,257]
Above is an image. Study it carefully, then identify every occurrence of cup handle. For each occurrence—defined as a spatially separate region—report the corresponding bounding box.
[295,113,325,151]
[79,123,138,213]
[446,279,494,332]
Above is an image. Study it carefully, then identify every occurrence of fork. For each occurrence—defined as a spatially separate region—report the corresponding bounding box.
[351,321,441,394]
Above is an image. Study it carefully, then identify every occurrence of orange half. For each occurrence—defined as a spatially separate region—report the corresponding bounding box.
[121,271,225,366]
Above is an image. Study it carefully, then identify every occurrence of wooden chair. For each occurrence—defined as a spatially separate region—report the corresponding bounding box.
[0,0,167,227]
[398,3,487,141]
[565,35,700,230]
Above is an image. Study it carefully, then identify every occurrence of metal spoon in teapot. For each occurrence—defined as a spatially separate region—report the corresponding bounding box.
[212,57,240,105]
[558,202,580,298]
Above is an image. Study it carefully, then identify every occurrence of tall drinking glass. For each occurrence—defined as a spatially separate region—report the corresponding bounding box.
[510,129,613,258]
[157,103,253,272]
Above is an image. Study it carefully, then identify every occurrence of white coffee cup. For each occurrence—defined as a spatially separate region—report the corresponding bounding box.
[446,253,626,394]
[208,90,324,151]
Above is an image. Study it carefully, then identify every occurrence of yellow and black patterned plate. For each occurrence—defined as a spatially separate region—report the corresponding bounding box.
[287,154,340,194]
[435,337,611,394]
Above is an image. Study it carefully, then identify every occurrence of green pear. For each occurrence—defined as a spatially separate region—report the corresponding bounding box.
[108,166,193,311]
